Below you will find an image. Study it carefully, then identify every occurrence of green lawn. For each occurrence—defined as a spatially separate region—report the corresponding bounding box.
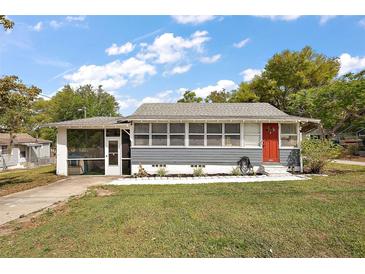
[0,163,364,257]
[0,165,60,196]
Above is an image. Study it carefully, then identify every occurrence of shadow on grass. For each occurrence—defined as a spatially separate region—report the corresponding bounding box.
[0,177,33,188]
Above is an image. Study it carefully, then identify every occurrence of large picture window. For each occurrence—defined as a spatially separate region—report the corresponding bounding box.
[280,124,298,147]
[224,123,240,147]
[170,123,185,146]
[207,123,222,146]
[134,123,149,146]
[67,129,104,158]
[151,123,167,146]
[189,123,204,146]
[244,123,261,147]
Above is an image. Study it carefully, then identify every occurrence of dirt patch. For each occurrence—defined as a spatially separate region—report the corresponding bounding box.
[95,187,115,197]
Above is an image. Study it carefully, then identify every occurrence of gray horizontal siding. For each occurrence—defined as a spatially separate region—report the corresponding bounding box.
[131,147,262,165]
[280,149,300,167]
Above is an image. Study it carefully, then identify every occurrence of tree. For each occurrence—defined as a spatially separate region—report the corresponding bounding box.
[177,90,203,103]
[288,70,365,136]
[0,76,41,151]
[50,84,119,122]
[205,90,231,103]
[0,15,14,30]
[229,82,259,103]
[250,46,340,112]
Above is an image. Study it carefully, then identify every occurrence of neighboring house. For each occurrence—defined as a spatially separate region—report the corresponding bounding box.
[0,133,52,170]
[46,103,319,176]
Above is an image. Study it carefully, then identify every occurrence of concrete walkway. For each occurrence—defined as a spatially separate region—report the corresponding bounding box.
[0,176,113,225]
[110,174,308,186]
[333,159,365,166]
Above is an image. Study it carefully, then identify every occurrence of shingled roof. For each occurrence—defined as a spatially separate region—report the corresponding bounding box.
[45,116,125,128]
[0,133,51,145]
[127,103,320,122]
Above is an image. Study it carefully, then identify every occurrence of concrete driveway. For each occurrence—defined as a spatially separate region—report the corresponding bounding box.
[0,176,114,225]
[333,159,365,166]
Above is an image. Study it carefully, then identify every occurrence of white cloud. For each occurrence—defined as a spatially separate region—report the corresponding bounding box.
[257,15,301,21]
[359,18,365,28]
[190,80,238,98]
[199,54,221,64]
[49,20,63,29]
[31,22,43,32]
[137,31,210,64]
[233,38,250,48]
[66,16,86,22]
[166,64,192,75]
[171,15,216,25]
[140,90,175,104]
[105,42,135,56]
[240,68,262,82]
[319,16,336,25]
[64,57,156,91]
[339,53,365,75]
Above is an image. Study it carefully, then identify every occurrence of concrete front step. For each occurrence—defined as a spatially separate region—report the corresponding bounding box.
[262,165,291,175]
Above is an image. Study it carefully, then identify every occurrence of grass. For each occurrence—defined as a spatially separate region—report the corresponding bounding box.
[0,163,364,257]
[0,165,61,196]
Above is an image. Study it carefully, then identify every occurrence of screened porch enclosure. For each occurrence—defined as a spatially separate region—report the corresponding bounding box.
[67,128,131,175]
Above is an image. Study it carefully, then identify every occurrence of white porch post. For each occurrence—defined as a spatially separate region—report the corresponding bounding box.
[56,127,68,176]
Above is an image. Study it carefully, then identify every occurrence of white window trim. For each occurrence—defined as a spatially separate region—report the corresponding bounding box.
[132,122,265,149]
[279,123,299,149]
[243,123,262,148]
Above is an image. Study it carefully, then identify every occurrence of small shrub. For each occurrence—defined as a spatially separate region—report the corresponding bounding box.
[301,138,342,173]
[346,144,359,156]
[135,164,149,177]
[231,166,241,176]
[193,166,205,177]
[156,167,167,177]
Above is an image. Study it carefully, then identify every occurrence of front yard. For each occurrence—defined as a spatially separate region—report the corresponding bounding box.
[0,163,364,257]
[0,165,60,197]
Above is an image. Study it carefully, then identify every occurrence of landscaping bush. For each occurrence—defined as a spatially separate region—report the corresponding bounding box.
[135,164,149,177]
[346,144,359,156]
[193,166,205,177]
[231,166,241,176]
[301,138,342,173]
[156,167,167,177]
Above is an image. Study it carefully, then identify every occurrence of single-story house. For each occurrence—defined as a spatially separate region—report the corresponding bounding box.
[0,133,52,169]
[46,103,320,176]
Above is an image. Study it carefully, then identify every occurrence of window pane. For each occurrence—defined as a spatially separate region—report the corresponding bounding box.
[152,123,167,133]
[134,135,149,146]
[106,129,120,136]
[134,123,149,134]
[170,123,185,133]
[245,135,260,146]
[152,135,167,146]
[281,135,298,147]
[207,123,222,134]
[68,160,105,175]
[281,124,297,134]
[170,135,185,146]
[225,135,240,146]
[245,123,260,134]
[189,135,204,146]
[207,135,222,146]
[225,123,240,134]
[189,123,204,133]
[67,129,104,158]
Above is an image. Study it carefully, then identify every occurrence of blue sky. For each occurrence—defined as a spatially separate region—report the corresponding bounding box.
[1,15,365,115]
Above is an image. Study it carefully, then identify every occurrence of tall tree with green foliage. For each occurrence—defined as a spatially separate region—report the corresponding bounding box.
[229,83,259,103]
[0,76,41,151]
[288,70,365,136]
[50,84,119,121]
[250,46,340,112]
[177,90,203,103]
[205,90,231,103]
[0,15,14,30]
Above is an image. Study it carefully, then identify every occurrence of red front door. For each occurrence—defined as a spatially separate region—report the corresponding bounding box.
[262,123,279,163]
